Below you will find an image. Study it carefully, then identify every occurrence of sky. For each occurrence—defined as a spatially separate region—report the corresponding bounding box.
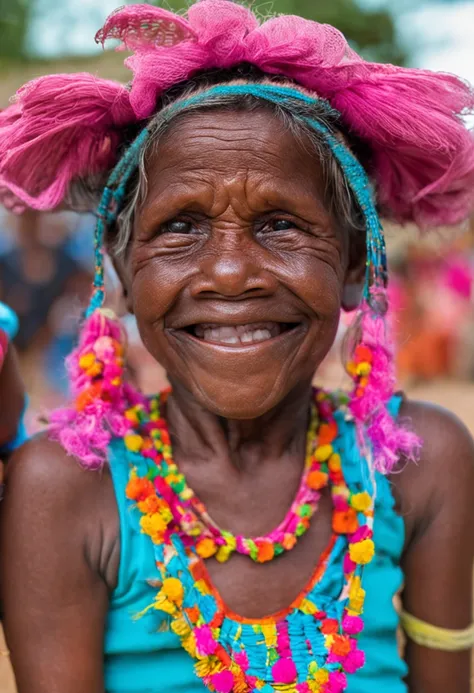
[29,0,474,87]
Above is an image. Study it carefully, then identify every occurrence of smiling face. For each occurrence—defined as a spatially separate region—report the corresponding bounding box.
[121,108,355,418]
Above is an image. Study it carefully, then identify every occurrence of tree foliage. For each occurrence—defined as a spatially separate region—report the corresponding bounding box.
[0,0,31,63]
[0,0,470,66]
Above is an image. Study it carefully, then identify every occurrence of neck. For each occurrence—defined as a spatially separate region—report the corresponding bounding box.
[165,379,314,473]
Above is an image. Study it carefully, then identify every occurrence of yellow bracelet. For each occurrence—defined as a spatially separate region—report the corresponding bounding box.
[400,611,474,651]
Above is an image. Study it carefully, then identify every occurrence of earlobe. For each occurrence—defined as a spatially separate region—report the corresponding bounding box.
[342,283,363,312]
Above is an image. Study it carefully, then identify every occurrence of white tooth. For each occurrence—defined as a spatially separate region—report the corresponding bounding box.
[211,328,221,341]
[241,332,253,343]
[204,329,214,341]
[195,325,204,338]
[222,335,239,344]
[253,329,271,342]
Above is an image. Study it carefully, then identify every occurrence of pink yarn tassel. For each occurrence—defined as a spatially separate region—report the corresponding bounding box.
[0,73,135,212]
[348,291,421,474]
[48,309,143,469]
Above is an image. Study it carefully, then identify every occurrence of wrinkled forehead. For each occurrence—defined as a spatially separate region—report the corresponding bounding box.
[141,108,329,209]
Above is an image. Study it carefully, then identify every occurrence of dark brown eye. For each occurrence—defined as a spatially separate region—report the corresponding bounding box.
[162,220,193,234]
[272,219,294,231]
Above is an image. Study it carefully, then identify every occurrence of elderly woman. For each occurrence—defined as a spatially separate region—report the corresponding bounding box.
[1,3,474,693]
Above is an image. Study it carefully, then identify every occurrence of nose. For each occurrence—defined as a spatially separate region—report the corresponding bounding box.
[190,244,278,299]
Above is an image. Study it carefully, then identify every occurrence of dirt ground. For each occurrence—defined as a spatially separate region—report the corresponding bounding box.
[1,379,473,692]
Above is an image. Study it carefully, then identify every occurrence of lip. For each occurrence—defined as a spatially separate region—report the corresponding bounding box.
[168,321,307,352]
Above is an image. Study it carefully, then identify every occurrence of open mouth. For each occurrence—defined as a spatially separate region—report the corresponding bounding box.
[183,322,301,347]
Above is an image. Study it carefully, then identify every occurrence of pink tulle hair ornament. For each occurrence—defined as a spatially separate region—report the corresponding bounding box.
[1,0,473,472]
[1,0,473,225]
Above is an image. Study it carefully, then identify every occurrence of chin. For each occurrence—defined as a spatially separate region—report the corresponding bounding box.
[184,368,312,420]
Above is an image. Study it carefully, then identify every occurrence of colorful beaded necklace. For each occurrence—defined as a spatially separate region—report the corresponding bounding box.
[125,389,376,693]
[124,389,338,564]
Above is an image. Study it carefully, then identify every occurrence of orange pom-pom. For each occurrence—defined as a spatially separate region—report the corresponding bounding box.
[321,618,339,634]
[332,508,358,535]
[354,345,373,364]
[307,470,328,490]
[331,634,352,657]
[76,382,102,411]
[282,534,297,551]
[126,476,155,502]
[318,421,338,446]
[196,537,217,559]
[256,541,274,563]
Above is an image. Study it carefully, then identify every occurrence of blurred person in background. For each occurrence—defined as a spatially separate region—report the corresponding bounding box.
[391,236,474,383]
[1,3,474,693]
[0,208,94,418]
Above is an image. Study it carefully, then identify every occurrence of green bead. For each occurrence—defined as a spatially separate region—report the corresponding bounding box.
[299,503,312,518]
[172,479,186,494]
[274,543,284,556]
[296,522,306,537]
[248,540,258,561]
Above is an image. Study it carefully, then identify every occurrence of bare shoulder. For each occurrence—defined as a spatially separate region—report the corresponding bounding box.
[2,433,120,588]
[395,397,474,546]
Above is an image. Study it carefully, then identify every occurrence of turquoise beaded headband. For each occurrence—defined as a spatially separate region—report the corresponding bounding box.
[87,83,387,317]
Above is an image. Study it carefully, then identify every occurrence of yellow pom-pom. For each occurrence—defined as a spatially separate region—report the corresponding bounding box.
[86,362,103,378]
[346,361,357,376]
[125,408,139,425]
[196,537,217,559]
[124,434,144,453]
[314,669,329,684]
[328,453,341,472]
[315,444,333,462]
[160,506,173,525]
[140,513,167,537]
[351,491,372,512]
[349,576,366,614]
[356,361,372,376]
[79,353,96,370]
[216,545,233,563]
[161,577,184,604]
[349,538,375,565]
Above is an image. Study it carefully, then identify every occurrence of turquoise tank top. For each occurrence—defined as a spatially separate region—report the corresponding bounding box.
[104,399,407,693]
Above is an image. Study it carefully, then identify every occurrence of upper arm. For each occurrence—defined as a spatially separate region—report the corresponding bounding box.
[398,400,474,693]
[0,437,113,693]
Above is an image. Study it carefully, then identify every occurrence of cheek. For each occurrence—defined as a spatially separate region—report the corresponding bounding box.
[276,249,344,323]
[129,255,185,348]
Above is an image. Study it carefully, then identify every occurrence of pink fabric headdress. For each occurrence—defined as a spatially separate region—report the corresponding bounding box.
[1,0,474,226]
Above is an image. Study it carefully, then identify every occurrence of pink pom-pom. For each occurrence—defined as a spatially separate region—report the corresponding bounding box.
[195,625,218,656]
[272,658,298,684]
[342,613,364,635]
[210,670,235,693]
[233,650,249,670]
[326,671,347,693]
[343,648,365,674]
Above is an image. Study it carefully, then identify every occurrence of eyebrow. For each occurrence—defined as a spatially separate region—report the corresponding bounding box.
[138,170,330,234]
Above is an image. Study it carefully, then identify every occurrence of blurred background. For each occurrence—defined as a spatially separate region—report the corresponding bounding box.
[1,0,474,689]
